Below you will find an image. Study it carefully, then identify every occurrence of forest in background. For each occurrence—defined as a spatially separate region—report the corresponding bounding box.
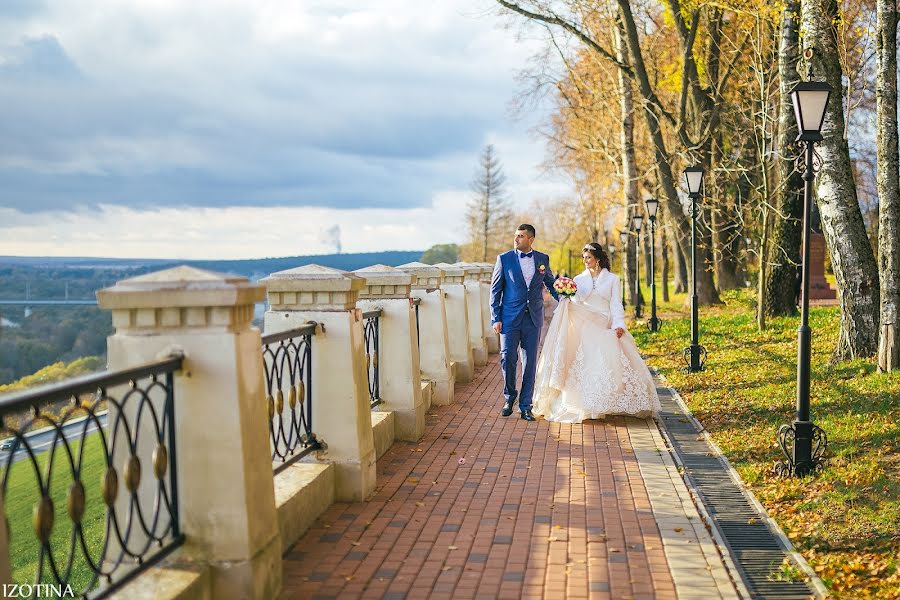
[470,0,898,371]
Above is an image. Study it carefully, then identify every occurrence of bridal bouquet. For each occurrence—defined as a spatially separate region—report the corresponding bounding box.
[553,276,577,298]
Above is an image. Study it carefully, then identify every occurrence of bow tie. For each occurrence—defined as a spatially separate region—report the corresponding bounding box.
[519,251,533,259]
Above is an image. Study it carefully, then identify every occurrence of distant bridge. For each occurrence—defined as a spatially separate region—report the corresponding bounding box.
[0,300,98,306]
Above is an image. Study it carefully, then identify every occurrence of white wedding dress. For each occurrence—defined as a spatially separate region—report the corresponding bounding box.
[532,268,661,423]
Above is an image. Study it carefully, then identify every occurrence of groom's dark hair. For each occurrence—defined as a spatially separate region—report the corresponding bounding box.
[517,224,536,237]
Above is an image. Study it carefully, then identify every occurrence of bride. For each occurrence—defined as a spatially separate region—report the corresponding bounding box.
[532,242,661,423]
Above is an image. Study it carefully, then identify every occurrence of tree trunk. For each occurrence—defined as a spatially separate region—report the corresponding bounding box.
[616,0,720,305]
[764,0,805,317]
[644,228,653,286]
[713,206,743,289]
[673,223,689,293]
[661,223,671,302]
[877,0,899,371]
[802,0,881,360]
[625,208,644,308]
[616,16,642,310]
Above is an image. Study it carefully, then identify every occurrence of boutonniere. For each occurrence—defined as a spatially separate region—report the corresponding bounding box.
[538,264,546,274]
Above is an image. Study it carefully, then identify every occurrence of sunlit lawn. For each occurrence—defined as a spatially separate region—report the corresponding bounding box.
[631,285,899,599]
[1,433,107,594]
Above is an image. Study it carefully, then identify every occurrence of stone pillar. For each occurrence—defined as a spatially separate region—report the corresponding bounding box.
[97,266,280,600]
[353,265,425,442]
[396,262,454,405]
[808,233,837,300]
[261,265,376,502]
[454,263,489,367]
[433,263,474,383]
[473,262,500,354]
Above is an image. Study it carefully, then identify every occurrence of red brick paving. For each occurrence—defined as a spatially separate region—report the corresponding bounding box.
[283,354,677,600]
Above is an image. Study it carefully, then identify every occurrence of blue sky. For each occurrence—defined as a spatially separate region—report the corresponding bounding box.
[0,0,571,258]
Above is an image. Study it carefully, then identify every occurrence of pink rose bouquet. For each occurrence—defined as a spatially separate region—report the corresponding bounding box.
[553,276,577,298]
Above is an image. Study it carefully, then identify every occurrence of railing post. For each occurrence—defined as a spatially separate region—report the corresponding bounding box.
[0,496,10,586]
[353,265,425,442]
[472,263,500,354]
[396,262,455,405]
[433,263,475,383]
[97,266,280,600]
[261,265,376,501]
[454,263,489,367]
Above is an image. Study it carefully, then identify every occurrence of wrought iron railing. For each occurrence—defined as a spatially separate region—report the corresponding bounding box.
[362,309,382,408]
[412,297,421,350]
[260,324,324,473]
[0,356,184,598]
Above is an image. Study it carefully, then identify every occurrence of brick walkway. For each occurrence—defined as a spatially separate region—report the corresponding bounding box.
[283,354,737,599]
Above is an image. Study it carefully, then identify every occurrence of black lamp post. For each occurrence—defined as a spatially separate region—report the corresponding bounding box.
[646,198,662,332]
[631,215,644,319]
[618,231,628,305]
[775,80,832,478]
[682,166,706,372]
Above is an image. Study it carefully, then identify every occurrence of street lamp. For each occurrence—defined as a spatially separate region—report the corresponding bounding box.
[682,165,706,372]
[618,231,628,305]
[775,80,832,478]
[631,215,644,319]
[645,198,662,332]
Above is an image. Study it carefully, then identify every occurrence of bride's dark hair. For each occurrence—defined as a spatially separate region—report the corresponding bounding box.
[582,242,611,270]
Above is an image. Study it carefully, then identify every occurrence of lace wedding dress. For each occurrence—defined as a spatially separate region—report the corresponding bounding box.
[532,268,661,423]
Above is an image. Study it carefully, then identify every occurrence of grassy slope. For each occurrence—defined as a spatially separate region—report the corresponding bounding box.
[631,286,899,599]
[2,434,107,593]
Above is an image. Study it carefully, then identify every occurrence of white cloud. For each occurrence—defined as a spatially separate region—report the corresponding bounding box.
[0,0,574,256]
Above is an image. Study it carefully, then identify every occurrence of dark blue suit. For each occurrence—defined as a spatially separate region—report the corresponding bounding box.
[490,249,559,411]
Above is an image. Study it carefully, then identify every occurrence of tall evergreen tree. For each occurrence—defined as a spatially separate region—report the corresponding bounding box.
[466,144,512,262]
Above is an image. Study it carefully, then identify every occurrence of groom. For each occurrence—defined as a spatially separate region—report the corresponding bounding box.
[490,224,559,421]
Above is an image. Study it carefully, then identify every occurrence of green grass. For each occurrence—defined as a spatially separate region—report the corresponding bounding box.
[2,431,108,593]
[631,287,900,599]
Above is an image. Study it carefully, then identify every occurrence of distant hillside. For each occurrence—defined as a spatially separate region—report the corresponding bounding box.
[0,250,424,384]
[180,251,424,279]
[0,250,425,284]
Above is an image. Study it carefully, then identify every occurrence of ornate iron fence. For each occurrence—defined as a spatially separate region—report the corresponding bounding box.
[0,355,184,598]
[260,324,324,473]
[362,309,382,408]
[412,297,421,350]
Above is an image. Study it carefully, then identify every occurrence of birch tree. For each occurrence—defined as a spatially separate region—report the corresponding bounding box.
[801,0,881,359]
[876,0,899,371]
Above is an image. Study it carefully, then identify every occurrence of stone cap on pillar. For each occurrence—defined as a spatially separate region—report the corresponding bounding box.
[471,262,495,283]
[96,265,265,332]
[395,262,445,290]
[432,263,466,285]
[452,262,483,282]
[261,264,365,311]
[353,265,413,299]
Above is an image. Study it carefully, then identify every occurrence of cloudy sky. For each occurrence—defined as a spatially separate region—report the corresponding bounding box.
[0,0,571,259]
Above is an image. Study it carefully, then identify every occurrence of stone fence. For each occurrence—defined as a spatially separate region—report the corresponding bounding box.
[0,260,499,599]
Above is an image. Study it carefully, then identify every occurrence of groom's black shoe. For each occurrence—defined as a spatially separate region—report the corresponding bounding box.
[520,409,536,421]
[500,400,515,417]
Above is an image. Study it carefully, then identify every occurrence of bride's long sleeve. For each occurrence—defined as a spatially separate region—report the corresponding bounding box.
[610,275,627,331]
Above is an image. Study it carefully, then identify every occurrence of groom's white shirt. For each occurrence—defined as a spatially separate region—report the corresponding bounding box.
[518,252,535,286]
[573,268,627,331]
